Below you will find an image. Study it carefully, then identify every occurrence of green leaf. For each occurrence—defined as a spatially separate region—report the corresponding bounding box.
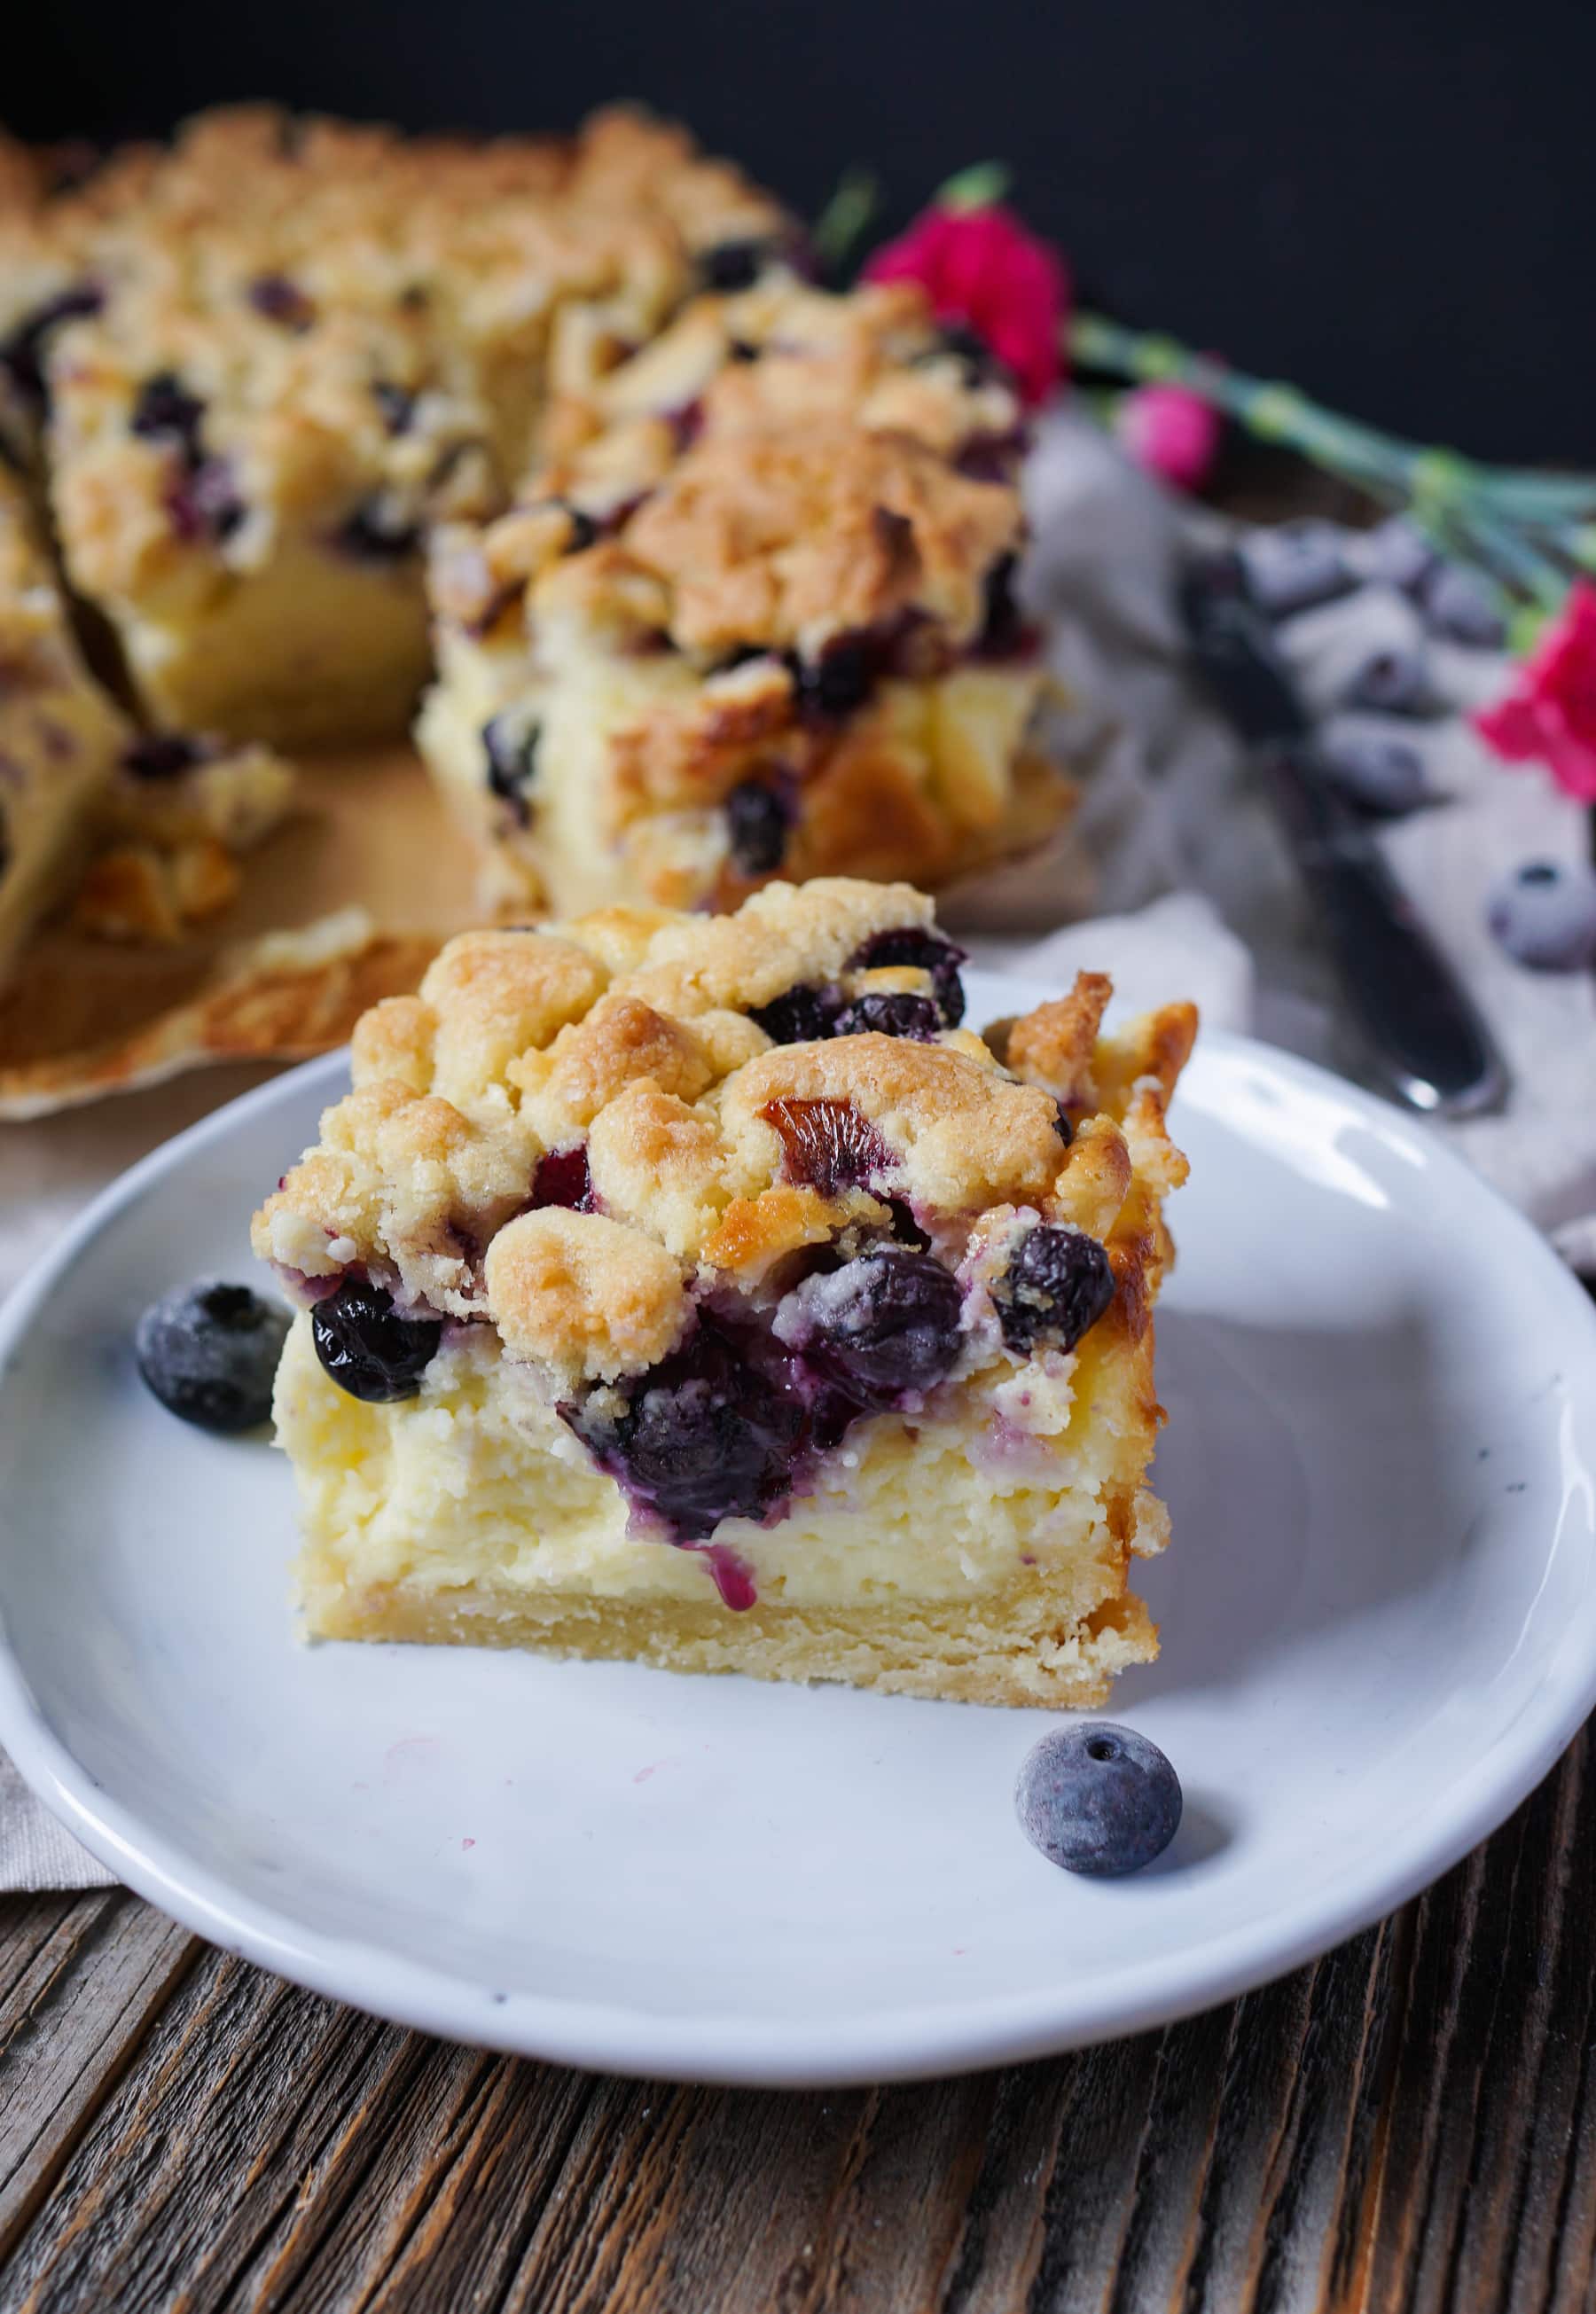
[935,161,1012,212]
[811,167,880,278]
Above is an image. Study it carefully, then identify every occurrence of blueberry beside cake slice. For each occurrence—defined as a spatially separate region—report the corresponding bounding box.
[254,879,1193,1707]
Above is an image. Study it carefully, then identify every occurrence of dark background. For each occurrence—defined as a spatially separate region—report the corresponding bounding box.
[13,0,1596,461]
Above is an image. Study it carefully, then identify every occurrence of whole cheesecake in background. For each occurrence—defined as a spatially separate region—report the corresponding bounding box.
[253,879,1193,1708]
[0,106,786,747]
[419,273,1068,913]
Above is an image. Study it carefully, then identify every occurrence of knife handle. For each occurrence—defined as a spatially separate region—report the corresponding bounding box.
[1264,750,1508,1117]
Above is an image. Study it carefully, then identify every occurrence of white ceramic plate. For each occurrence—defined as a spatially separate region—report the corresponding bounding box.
[0,973,1593,2087]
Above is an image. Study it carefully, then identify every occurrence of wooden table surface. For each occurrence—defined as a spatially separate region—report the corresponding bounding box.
[0,1722,1587,2312]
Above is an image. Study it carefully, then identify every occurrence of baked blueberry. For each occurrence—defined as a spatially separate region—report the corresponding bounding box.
[529,1145,593,1211]
[777,1245,963,1404]
[1015,1722,1182,1875]
[335,499,421,561]
[564,1317,802,1539]
[976,552,1026,658]
[121,733,208,780]
[789,634,876,721]
[247,274,316,330]
[482,714,541,826]
[762,1095,891,1197]
[135,1278,290,1433]
[992,1223,1115,1355]
[832,992,942,1041]
[846,926,966,1026]
[168,457,246,545]
[1485,860,1596,972]
[311,1278,442,1402]
[372,380,418,435]
[750,983,844,1044]
[130,371,206,455]
[724,778,793,875]
[697,237,783,293]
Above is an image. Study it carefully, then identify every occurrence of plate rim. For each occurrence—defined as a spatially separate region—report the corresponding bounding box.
[1,1007,1594,2086]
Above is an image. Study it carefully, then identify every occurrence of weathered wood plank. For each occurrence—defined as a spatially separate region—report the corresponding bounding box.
[0,1890,196,2261]
[0,1728,1588,2314]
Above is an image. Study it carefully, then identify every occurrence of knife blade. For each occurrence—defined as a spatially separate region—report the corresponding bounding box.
[1178,550,1508,1118]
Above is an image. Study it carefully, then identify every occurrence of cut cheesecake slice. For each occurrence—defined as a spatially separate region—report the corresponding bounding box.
[253,878,1194,1706]
[418,273,1071,917]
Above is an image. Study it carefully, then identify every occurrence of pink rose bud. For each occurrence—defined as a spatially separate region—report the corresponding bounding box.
[1474,579,1596,801]
[1114,383,1222,492]
[864,202,1069,409]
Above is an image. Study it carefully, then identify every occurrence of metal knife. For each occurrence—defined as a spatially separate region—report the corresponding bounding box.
[1178,550,1508,1118]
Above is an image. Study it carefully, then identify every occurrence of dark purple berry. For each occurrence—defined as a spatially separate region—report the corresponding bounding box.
[955,428,1028,482]
[336,499,420,562]
[121,733,208,780]
[559,502,599,553]
[563,1317,802,1541]
[372,380,417,434]
[789,633,876,722]
[168,458,246,546]
[247,274,315,330]
[975,551,1026,658]
[311,1278,442,1402]
[728,338,761,364]
[845,926,966,1027]
[130,371,206,453]
[1051,1102,1074,1149]
[135,1278,290,1433]
[697,238,783,293]
[0,282,103,407]
[1016,1722,1182,1876]
[724,778,793,875]
[530,1145,593,1211]
[833,992,941,1041]
[923,322,1007,389]
[749,983,843,1044]
[763,1096,892,1197]
[992,1223,1115,1355]
[778,1245,963,1405]
[1486,859,1596,972]
[482,714,540,826]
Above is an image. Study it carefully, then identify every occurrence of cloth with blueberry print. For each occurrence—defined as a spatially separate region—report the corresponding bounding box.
[963,410,1595,1277]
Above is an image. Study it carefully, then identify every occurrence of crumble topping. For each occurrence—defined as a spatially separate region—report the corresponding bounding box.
[252,879,1196,1400]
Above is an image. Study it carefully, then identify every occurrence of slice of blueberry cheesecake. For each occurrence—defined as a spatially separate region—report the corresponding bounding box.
[3,107,786,746]
[419,275,1068,917]
[254,879,1193,1707]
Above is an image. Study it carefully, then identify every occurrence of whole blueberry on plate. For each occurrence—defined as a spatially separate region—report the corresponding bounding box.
[1485,860,1596,972]
[1016,1722,1182,1876]
[135,1279,290,1432]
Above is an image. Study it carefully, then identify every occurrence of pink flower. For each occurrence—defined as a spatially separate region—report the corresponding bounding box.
[1114,382,1222,492]
[1474,581,1596,802]
[864,203,1069,409]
